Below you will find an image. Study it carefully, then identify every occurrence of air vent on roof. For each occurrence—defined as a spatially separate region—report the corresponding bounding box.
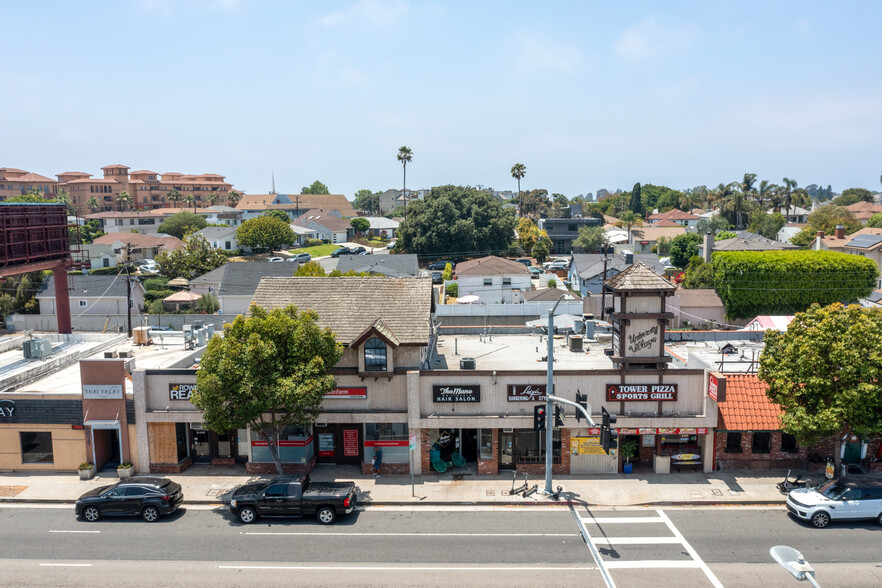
[104,350,119,358]
[460,357,476,370]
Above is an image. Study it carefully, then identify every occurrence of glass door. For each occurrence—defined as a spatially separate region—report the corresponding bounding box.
[499,432,514,469]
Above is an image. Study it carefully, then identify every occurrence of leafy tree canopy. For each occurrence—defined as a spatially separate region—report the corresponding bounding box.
[396,185,517,258]
[669,233,702,268]
[237,216,296,252]
[192,305,343,473]
[574,226,609,253]
[790,205,861,247]
[681,256,714,289]
[4,193,56,204]
[154,233,228,280]
[521,188,550,217]
[868,212,882,228]
[759,303,882,472]
[516,218,539,253]
[531,234,552,263]
[748,211,786,240]
[714,231,737,241]
[353,189,380,215]
[158,211,207,239]
[350,217,370,233]
[264,210,291,223]
[301,180,330,194]
[831,187,873,206]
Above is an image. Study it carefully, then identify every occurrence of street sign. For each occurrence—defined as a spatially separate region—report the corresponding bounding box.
[409,433,417,451]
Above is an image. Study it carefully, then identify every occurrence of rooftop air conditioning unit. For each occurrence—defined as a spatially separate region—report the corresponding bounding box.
[460,357,476,370]
[118,350,133,358]
[104,350,119,358]
[23,339,52,360]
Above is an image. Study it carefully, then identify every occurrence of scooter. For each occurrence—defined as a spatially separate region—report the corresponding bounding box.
[777,470,813,493]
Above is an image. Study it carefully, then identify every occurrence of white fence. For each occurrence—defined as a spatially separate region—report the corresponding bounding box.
[434,301,583,317]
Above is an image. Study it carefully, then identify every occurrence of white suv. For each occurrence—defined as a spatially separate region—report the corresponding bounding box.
[787,479,882,528]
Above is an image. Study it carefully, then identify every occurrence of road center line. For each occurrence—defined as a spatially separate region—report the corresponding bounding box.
[40,563,93,567]
[218,565,599,571]
[242,532,578,537]
[49,530,101,534]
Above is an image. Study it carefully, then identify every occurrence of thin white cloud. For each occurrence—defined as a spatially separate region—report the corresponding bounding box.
[516,35,581,73]
[340,67,370,86]
[616,16,696,61]
[318,0,409,29]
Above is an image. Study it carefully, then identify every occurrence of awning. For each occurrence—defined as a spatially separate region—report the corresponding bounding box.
[84,419,120,429]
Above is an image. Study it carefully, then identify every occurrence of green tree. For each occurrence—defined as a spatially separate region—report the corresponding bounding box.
[654,236,672,256]
[714,231,737,241]
[398,146,413,220]
[790,205,861,247]
[574,226,609,253]
[867,212,882,228]
[615,211,643,243]
[350,217,370,235]
[207,192,220,207]
[695,215,731,235]
[551,193,569,217]
[166,188,182,209]
[227,190,242,207]
[192,305,343,474]
[86,196,102,213]
[832,187,873,206]
[531,234,552,263]
[183,193,196,212]
[197,293,220,314]
[516,217,539,253]
[445,281,458,297]
[759,303,882,475]
[54,190,74,214]
[682,256,714,289]
[154,233,228,280]
[748,211,786,240]
[264,210,291,223]
[396,185,516,258]
[115,190,133,211]
[301,180,330,195]
[669,233,703,267]
[511,163,526,216]
[442,263,454,281]
[521,188,550,217]
[295,261,327,276]
[353,189,380,215]
[629,183,643,216]
[158,211,208,239]
[237,216,296,252]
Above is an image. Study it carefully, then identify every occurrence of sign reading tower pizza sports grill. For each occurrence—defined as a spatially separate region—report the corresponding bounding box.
[432,385,480,403]
[606,384,678,402]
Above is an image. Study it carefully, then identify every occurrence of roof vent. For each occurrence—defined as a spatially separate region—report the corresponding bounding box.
[460,357,476,370]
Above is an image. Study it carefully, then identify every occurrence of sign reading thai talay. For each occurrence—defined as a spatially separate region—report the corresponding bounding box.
[169,383,197,401]
[325,387,367,399]
[606,383,678,402]
[0,400,14,418]
[82,384,123,399]
[432,384,480,403]
[507,384,547,402]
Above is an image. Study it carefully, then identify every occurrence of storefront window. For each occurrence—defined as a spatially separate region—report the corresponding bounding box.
[513,429,560,464]
[479,429,493,460]
[175,423,189,462]
[20,432,53,463]
[364,337,387,371]
[725,432,742,454]
[781,433,798,454]
[752,432,771,454]
[236,428,249,459]
[365,423,408,464]
[660,434,700,457]
[251,425,313,463]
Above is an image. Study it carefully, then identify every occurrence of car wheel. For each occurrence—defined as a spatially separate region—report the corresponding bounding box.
[141,506,160,522]
[238,506,257,524]
[877,512,882,527]
[82,506,100,522]
[316,506,336,525]
[810,511,830,528]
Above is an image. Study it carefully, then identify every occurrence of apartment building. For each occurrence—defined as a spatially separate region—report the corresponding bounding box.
[0,167,59,200]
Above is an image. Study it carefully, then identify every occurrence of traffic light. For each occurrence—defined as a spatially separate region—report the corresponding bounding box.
[601,406,618,454]
[533,405,546,431]
[575,392,588,422]
[554,405,564,428]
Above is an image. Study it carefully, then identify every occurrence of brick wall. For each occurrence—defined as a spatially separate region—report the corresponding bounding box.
[246,457,315,475]
[478,429,498,475]
[714,431,807,470]
[150,457,193,474]
[517,429,570,476]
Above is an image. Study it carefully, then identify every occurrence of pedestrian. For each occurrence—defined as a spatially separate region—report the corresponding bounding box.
[372,447,383,477]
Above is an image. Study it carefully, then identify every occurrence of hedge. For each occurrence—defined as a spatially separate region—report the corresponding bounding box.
[713,250,879,319]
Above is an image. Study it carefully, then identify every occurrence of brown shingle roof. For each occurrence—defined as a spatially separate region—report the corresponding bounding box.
[249,277,433,345]
[604,262,675,291]
[630,226,686,242]
[236,194,357,217]
[653,219,681,227]
[522,288,579,302]
[455,256,531,276]
[648,208,699,221]
[93,232,183,250]
[717,374,783,431]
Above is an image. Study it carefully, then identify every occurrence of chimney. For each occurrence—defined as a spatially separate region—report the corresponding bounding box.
[624,252,634,264]
[702,232,712,263]
[834,225,845,239]
[814,230,824,251]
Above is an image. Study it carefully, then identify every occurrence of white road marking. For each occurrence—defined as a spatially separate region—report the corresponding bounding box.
[217,565,599,571]
[591,536,681,545]
[243,532,577,537]
[39,563,93,567]
[49,530,100,534]
[604,560,703,569]
[581,516,665,524]
[656,509,724,588]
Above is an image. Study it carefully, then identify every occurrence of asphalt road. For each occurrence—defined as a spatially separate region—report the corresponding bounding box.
[0,504,880,587]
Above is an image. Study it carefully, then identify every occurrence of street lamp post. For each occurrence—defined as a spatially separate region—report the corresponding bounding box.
[544,294,566,495]
[770,545,821,587]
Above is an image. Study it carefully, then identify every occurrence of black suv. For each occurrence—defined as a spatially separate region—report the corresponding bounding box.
[75,476,184,522]
[330,247,352,258]
[427,260,456,270]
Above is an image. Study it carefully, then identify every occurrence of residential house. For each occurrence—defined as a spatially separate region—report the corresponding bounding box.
[647,209,700,227]
[537,217,603,255]
[196,226,239,251]
[776,223,805,243]
[706,235,798,253]
[188,262,298,316]
[377,189,428,215]
[37,274,145,316]
[776,205,810,224]
[454,256,532,303]
[627,226,686,254]
[202,205,244,227]
[362,216,400,239]
[568,253,667,297]
[292,209,352,244]
[667,289,726,329]
[521,288,579,302]
[335,254,419,277]
[79,243,117,270]
[93,232,183,262]
[85,210,174,234]
[743,316,795,331]
[0,167,58,200]
[290,224,322,247]
[845,201,882,225]
[236,193,356,221]
[811,227,882,288]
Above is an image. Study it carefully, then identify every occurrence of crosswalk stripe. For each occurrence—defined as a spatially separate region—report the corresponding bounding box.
[581,516,665,524]
[604,560,703,569]
[591,536,681,545]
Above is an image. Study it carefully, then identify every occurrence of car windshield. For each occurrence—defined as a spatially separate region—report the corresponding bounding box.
[818,480,851,500]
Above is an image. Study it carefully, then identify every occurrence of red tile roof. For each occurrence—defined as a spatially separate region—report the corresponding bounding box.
[717,374,783,431]
[648,208,699,221]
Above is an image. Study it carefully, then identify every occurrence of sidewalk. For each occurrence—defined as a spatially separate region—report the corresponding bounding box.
[0,466,811,507]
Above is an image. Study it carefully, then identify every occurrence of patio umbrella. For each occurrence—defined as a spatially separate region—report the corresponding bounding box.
[457,295,480,304]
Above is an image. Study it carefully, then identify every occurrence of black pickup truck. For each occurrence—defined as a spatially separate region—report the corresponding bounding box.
[229,474,358,525]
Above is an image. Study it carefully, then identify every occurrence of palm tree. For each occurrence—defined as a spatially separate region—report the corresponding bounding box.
[207,192,220,207]
[54,190,74,214]
[717,183,748,229]
[757,180,779,209]
[184,193,196,212]
[779,177,808,215]
[227,190,242,207]
[115,190,133,211]
[397,146,413,221]
[167,189,182,209]
[615,210,643,244]
[86,196,101,213]
[511,163,526,216]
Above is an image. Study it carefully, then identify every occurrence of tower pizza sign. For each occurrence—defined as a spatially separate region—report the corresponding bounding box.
[606,384,677,402]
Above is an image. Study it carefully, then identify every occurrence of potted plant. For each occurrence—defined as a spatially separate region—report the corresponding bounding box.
[78,462,95,480]
[620,440,638,474]
[117,463,134,479]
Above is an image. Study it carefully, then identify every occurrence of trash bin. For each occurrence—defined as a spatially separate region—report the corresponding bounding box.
[654,454,671,474]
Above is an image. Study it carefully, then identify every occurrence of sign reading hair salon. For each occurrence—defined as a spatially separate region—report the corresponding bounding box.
[433,384,480,403]
[508,384,547,402]
[82,384,123,399]
[606,383,678,402]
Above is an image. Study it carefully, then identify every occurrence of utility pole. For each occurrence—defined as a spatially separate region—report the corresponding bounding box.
[544,294,566,495]
[124,245,133,338]
[600,249,609,321]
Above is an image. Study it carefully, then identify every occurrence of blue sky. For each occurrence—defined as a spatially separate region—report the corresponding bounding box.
[2,1,881,199]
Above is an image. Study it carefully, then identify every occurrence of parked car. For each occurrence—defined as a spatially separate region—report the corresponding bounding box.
[229,474,358,525]
[543,260,569,271]
[330,247,352,258]
[529,266,543,278]
[350,246,367,255]
[431,271,443,284]
[75,476,184,522]
[427,260,455,271]
[514,258,532,267]
[266,257,285,263]
[786,479,882,528]
[287,252,311,263]
[386,240,396,249]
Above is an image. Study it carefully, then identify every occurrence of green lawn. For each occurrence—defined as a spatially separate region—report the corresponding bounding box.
[287,243,340,257]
